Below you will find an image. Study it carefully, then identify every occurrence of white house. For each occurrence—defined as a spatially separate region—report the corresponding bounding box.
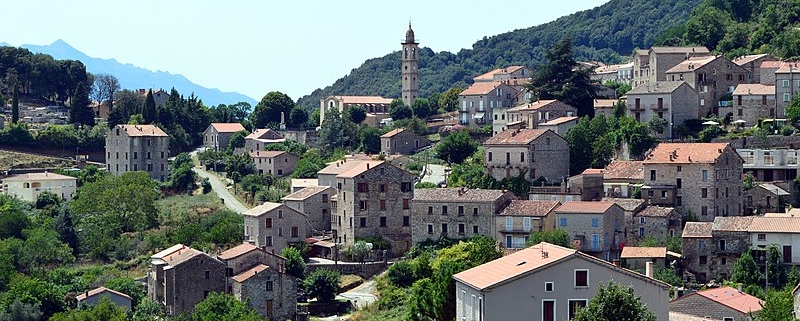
[2,172,77,202]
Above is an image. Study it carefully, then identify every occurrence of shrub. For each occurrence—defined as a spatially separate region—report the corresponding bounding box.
[304,268,340,302]
[387,261,415,287]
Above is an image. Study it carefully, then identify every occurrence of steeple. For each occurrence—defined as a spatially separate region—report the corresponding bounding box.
[401,23,419,107]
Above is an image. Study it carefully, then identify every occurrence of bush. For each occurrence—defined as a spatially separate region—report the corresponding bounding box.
[201,178,211,194]
[304,268,340,302]
[387,261,415,287]
[414,181,437,189]
[780,125,795,136]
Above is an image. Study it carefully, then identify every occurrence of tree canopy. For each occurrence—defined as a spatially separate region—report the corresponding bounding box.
[435,129,477,164]
[250,91,295,128]
[573,282,657,321]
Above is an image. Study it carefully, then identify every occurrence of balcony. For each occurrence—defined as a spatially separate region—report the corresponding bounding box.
[652,103,670,111]
[628,104,645,111]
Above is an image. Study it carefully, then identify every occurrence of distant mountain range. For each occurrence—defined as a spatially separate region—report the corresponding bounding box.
[2,40,257,107]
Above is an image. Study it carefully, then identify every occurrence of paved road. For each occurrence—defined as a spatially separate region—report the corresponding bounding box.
[421,164,447,185]
[336,278,377,310]
[190,149,249,213]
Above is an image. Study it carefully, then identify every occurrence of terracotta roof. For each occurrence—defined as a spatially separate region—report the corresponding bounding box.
[459,82,504,96]
[760,60,786,69]
[218,243,260,260]
[484,129,551,145]
[666,56,718,73]
[601,198,646,213]
[336,160,385,178]
[603,160,644,180]
[650,46,709,54]
[540,116,578,126]
[76,286,132,301]
[498,200,559,217]
[116,124,168,137]
[620,246,666,259]
[246,128,283,140]
[581,168,604,175]
[210,123,245,133]
[291,179,318,188]
[713,216,753,232]
[380,128,406,138]
[163,247,205,266]
[627,81,686,95]
[593,99,618,109]
[318,159,372,176]
[687,286,763,314]
[414,188,512,203]
[669,312,714,321]
[242,202,283,217]
[643,143,731,164]
[249,150,287,158]
[474,66,525,81]
[282,186,333,201]
[231,264,269,283]
[758,183,789,196]
[733,54,771,65]
[152,244,188,260]
[453,242,668,291]
[733,84,775,96]
[3,172,77,181]
[776,62,800,74]
[555,201,616,214]
[507,100,576,112]
[748,217,800,233]
[333,96,393,105]
[682,222,712,238]
[635,206,674,218]
[594,62,633,74]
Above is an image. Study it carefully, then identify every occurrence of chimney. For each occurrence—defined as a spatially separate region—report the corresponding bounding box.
[737,283,743,293]
[366,163,370,170]
[645,261,654,278]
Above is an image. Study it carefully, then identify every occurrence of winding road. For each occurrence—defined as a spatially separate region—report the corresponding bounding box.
[190,149,249,213]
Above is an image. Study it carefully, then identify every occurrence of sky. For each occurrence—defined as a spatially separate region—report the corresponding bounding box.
[1,1,609,102]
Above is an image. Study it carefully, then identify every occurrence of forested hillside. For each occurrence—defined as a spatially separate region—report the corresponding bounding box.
[656,0,800,59]
[296,0,702,108]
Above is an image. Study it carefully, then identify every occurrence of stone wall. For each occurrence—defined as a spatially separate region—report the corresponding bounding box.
[713,135,800,149]
[306,261,388,279]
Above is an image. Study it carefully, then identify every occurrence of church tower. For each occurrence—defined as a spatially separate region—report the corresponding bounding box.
[401,23,419,107]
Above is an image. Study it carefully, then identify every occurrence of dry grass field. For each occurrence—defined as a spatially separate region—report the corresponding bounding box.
[0,149,75,170]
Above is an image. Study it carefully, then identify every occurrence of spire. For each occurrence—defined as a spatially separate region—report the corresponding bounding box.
[405,22,415,44]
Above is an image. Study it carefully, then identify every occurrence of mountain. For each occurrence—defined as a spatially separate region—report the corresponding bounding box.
[20,40,256,106]
[296,0,703,108]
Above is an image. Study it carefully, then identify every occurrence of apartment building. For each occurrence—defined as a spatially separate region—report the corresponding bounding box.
[483,129,569,183]
[105,124,170,181]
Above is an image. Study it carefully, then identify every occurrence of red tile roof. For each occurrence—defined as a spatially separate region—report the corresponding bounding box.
[218,243,260,260]
[231,264,270,283]
[117,124,168,137]
[499,200,560,217]
[555,201,616,214]
[712,216,753,232]
[334,96,393,105]
[748,217,800,233]
[381,128,406,138]
[414,188,513,203]
[601,198,647,213]
[686,286,763,314]
[507,100,576,112]
[733,54,771,66]
[483,129,551,145]
[336,160,385,178]
[242,202,283,217]
[666,56,718,73]
[733,84,775,96]
[246,128,283,140]
[620,246,667,259]
[603,160,644,180]
[593,99,618,109]
[540,116,579,126]
[682,222,712,238]
[249,150,287,158]
[210,123,246,133]
[459,82,504,96]
[76,286,132,301]
[643,143,731,164]
[635,206,675,218]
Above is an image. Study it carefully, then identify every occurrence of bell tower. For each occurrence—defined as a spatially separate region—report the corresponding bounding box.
[401,23,419,107]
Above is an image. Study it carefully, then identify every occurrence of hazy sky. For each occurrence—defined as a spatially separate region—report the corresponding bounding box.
[2,1,609,102]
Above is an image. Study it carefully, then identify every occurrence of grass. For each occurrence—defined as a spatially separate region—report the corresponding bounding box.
[0,149,75,169]
[157,191,224,224]
[348,306,407,321]
[339,274,364,290]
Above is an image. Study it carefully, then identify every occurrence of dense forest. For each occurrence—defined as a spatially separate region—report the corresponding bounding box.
[296,0,703,108]
[656,0,800,59]
[0,46,89,104]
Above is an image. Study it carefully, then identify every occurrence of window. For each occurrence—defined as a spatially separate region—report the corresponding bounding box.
[591,218,599,227]
[265,218,272,228]
[134,152,138,159]
[204,270,210,279]
[265,236,273,246]
[473,225,479,234]
[574,270,589,287]
[359,200,368,211]
[568,300,588,320]
[458,206,464,216]
[661,190,667,199]
[278,227,283,236]
[721,258,727,266]
[520,152,525,162]
[357,182,368,193]
[701,188,708,198]
[523,217,531,232]
[403,198,410,209]
[290,226,298,237]
[719,240,726,251]
[676,178,682,189]
[380,217,387,227]
[702,170,708,181]
[639,228,645,236]
[428,206,433,215]
[758,233,766,240]
[359,217,366,227]
[559,218,567,227]
[785,93,791,102]
[278,210,283,219]
[488,152,492,162]
[458,223,465,235]
[650,170,656,181]
[784,80,790,88]
[322,194,328,203]
[379,184,386,192]
[701,206,708,216]
[427,224,433,234]
[545,282,554,292]
[442,206,448,215]
[403,216,410,226]
[699,240,706,250]
[401,182,412,192]
[699,255,708,265]
[266,281,273,291]
[677,165,681,172]
[441,223,448,235]
[380,199,386,210]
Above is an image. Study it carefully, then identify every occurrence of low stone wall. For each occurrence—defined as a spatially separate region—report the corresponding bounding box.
[713,135,800,149]
[306,261,387,279]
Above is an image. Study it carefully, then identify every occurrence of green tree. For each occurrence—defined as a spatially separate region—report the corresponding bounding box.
[0,299,42,321]
[349,241,371,262]
[653,266,682,286]
[786,95,800,126]
[239,173,273,202]
[191,292,263,321]
[573,282,656,321]
[732,250,763,287]
[4,278,66,319]
[757,287,793,321]
[411,98,434,118]
[226,130,249,153]
[53,207,79,256]
[304,268,340,302]
[346,105,367,124]
[524,36,598,117]
[387,260,416,287]
[525,229,571,248]
[318,108,352,151]
[291,153,326,179]
[281,246,306,279]
[105,276,146,307]
[289,105,309,128]
[224,153,256,188]
[415,181,437,189]
[91,73,121,109]
[438,86,464,112]
[389,99,412,120]
[141,90,157,124]
[251,91,295,128]
[0,195,31,239]
[436,129,477,164]
[69,81,95,126]
[169,152,198,193]
[743,172,756,191]
[70,171,160,233]
[359,126,384,154]
[18,226,74,272]
[684,4,730,50]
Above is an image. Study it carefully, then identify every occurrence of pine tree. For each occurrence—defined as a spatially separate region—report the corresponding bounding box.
[141,90,157,124]
[11,86,19,124]
[69,82,94,126]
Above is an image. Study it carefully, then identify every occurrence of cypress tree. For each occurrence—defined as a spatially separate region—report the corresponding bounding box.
[141,90,156,124]
[69,82,94,126]
[11,86,19,124]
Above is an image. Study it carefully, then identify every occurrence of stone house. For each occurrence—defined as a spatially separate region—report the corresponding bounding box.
[665,55,749,116]
[554,201,625,260]
[591,62,634,85]
[495,200,560,248]
[620,246,675,271]
[602,160,644,198]
[243,202,310,255]
[2,172,77,202]
[105,124,170,182]
[682,217,752,282]
[593,99,618,118]
[380,128,430,155]
[681,222,713,282]
[529,169,605,202]
[250,150,299,177]
[642,143,743,221]
[732,83,776,125]
[602,197,647,242]
[244,129,285,153]
[537,116,579,135]
[739,148,800,182]
[203,123,245,152]
[147,244,226,315]
[331,161,416,255]
[775,62,800,114]
[453,242,669,321]
[282,185,335,233]
[626,81,699,139]
[473,66,530,84]
[632,46,710,87]
[733,54,774,84]
[320,96,393,127]
[76,287,132,309]
[410,188,516,245]
[290,179,319,193]
[458,82,517,129]
[504,100,578,132]
[631,206,679,245]
[743,183,790,215]
[483,129,569,183]
[670,286,762,320]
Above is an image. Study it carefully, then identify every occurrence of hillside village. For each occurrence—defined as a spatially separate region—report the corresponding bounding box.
[2,3,800,321]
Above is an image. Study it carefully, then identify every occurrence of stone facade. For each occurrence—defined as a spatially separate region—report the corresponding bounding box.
[626,81,699,139]
[744,183,790,215]
[380,128,430,155]
[732,84,776,125]
[739,148,800,181]
[401,23,420,106]
[458,82,517,128]
[495,200,559,248]
[670,286,762,320]
[775,63,800,114]
[642,143,743,221]
[484,129,569,183]
[682,217,751,282]
[529,170,605,202]
[319,96,393,127]
[733,54,774,84]
[555,201,625,260]
[232,264,297,321]
[148,244,226,315]
[203,123,245,152]
[331,161,415,255]
[633,46,710,86]
[105,124,170,181]
[630,206,679,246]
[282,186,335,233]
[244,129,285,154]
[243,202,310,255]
[504,100,578,132]
[665,55,749,116]
[410,188,516,245]
[250,151,299,177]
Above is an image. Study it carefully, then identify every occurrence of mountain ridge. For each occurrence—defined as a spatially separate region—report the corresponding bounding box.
[18,39,257,107]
